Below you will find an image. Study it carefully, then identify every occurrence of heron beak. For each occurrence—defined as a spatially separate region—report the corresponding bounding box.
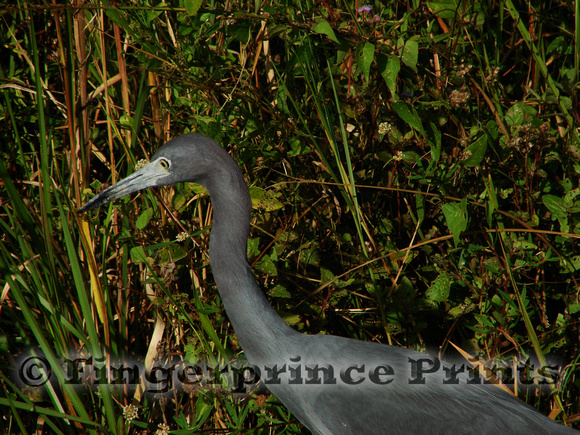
[79,159,169,212]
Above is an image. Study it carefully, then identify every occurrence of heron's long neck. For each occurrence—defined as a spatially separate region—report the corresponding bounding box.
[205,166,296,362]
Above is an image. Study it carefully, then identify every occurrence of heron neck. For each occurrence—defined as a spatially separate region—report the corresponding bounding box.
[205,170,296,362]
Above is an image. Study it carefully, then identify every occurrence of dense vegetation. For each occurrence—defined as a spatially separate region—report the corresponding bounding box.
[1,0,579,433]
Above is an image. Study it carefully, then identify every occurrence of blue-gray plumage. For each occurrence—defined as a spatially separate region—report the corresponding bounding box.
[80,134,577,434]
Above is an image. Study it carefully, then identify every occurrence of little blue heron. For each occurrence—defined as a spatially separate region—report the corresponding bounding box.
[80,134,577,434]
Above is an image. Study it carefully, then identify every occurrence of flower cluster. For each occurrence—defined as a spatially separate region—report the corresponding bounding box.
[155,423,170,435]
[176,232,188,242]
[378,122,392,135]
[122,404,138,422]
[135,159,149,171]
[449,89,470,107]
[357,5,380,23]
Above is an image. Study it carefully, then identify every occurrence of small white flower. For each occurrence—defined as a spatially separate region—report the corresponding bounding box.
[378,122,392,135]
[135,159,149,170]
[393,151,404,161]
[155,423,170,435]
[176,232,188,242]
[122,404,138,422]
[457,63,473,77]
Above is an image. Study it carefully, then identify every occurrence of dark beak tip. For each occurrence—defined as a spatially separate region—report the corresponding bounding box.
[78,199,100,213]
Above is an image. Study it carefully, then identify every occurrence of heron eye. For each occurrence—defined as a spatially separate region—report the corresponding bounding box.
[159,158,170,169]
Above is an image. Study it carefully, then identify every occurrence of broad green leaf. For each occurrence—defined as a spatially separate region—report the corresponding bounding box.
[146,3,164,23]
[249,187,283,211]
[247,237,260,256]
[546,35,566,55]
[255,254,277,276]
[569,303,580,314]
[392,101,424,133]
[270,285,292,298]
[474,313,496,329]
[402,39,419,72]
[442,199,468,245]
[288,137,308,156]
[377,53,400,94]
[563,188,580,211]
[159,244,187,263]
[312,17,339,43]
[448,299,475,318]
[427,0,462,19]
[234,24,251,43]
[184,0,203,16]
[426,273,452,302]
[542,195,567,220]
[463,135,487,167]
[191,183,209,196]
[505,102,525,126]
[401,151,421,164]
[136,208,154,230]
[542,194,569,232]
[119,114,136,132]
[513,240,538,250]
[505,102,536,127]
[321,267,335,283]
[130,246,148,264]
[280,313,302,326]
[105,8,138,39]
[172,192,187,212]
[427,0,484,28]
[356,42,375,81]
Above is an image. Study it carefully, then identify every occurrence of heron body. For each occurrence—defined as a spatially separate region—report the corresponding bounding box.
[80,134,577,434]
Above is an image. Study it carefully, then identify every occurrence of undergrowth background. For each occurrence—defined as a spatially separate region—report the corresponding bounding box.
[1,0,579,433]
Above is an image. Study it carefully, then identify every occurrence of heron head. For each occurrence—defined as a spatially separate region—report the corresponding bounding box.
[79,133,227,212]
